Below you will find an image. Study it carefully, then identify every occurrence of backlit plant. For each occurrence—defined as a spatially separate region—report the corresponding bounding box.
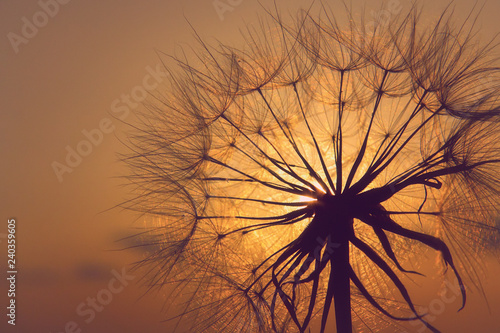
[123,3,500,332]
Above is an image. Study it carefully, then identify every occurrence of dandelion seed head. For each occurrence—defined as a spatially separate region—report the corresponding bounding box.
[123,3,500,332]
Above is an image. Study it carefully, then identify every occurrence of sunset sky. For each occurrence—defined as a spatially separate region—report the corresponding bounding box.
[1,0,499,332]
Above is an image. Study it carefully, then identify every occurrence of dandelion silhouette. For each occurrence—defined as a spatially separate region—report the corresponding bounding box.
[123,3,500,332]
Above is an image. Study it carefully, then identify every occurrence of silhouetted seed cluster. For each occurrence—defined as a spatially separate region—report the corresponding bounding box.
[123,4,500,333]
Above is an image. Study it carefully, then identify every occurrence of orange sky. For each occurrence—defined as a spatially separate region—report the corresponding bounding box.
[0,0,499,332]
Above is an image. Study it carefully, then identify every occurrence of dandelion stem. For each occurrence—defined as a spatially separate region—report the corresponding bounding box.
[328,233,352,333]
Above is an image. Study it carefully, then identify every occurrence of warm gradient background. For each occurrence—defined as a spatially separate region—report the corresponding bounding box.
[1,0,499,332]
